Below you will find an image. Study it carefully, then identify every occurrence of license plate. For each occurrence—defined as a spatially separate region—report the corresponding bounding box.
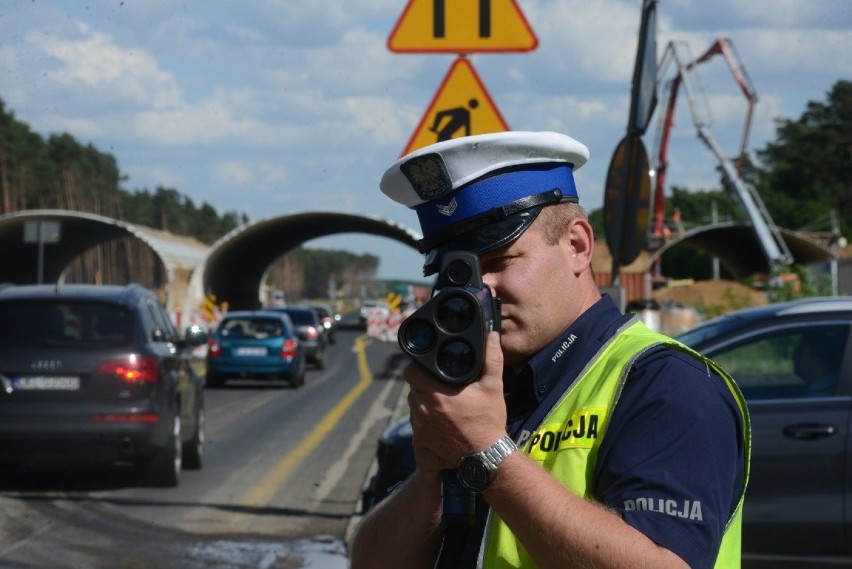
[13,376,81,390]
[236,347,266,356]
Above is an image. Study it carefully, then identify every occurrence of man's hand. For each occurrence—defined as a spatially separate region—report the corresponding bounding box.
[405,332,507,475]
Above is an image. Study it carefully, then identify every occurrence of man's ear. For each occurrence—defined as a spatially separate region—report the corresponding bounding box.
[564,218,594,273]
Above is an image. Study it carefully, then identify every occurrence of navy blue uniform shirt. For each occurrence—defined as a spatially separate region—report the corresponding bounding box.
[441,295,745,569]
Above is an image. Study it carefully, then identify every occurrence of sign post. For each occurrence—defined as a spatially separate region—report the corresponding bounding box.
[23,220,61,284]
[602,0,658,287]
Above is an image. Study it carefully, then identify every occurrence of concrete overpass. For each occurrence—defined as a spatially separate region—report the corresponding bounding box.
[198,212,421,310]
[0,209,209,313]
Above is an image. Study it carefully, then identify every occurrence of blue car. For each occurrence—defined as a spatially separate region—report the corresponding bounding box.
[206,311,306,388]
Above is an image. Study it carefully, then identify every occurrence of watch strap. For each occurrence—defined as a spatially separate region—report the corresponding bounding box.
[477,435,518,469]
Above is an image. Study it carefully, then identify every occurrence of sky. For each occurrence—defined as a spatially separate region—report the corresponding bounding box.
[1,0,850,282]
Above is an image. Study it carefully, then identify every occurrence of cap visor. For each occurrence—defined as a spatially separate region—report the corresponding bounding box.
[422,208,542,276]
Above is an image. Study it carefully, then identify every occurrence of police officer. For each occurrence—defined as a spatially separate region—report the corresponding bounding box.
[351,131,749,569]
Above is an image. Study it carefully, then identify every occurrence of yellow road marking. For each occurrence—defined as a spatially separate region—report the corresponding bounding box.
[241,335,373,507]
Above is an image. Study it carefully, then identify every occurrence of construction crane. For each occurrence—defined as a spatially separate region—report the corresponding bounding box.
[650,38,793,273]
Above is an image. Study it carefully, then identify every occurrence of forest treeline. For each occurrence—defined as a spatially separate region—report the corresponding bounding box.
[0,98,244,244]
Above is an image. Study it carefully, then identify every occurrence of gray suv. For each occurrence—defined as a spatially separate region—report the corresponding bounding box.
[0,284,206,487]
[676,297,852,566]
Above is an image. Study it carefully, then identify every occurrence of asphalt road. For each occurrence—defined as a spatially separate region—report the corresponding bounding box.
[0,329,408,569]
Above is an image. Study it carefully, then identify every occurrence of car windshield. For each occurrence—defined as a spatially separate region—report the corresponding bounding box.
[0,300,133,348]
[283,310,315,325]
[220,317,284,339]
[676,316,748,348]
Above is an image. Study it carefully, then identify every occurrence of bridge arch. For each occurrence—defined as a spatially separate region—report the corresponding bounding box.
[200,212,422,310]
[647,222,835,279]
[0,209,208,311]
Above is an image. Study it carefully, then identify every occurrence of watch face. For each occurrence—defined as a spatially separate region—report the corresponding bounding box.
[459,457,490,492]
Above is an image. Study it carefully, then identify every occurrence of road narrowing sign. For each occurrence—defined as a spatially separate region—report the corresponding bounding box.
[388,0,538,53]
[386,292,403,312]
[401,57,509,156]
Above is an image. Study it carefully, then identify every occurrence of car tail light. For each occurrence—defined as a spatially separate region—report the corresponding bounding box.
[207,338,221,358]
[99,355,159,383]
[91,413,159,423]
[281,338,298,360]
[306,326,321,340]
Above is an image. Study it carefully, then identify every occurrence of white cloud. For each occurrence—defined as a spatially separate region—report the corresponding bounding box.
[525,0,641,85]
[31,114,106,140]
[124,163,186,193]
[133,100,279,146]
[692,0,850,28]
[341,95,421,147]
[735,27,852,77]
[32,22,182,109]
[213,162,254,186]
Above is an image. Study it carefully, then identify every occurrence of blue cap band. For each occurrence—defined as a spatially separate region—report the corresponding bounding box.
[414,164,577,237]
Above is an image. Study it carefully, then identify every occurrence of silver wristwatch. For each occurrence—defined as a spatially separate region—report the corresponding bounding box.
[457,435,518,493]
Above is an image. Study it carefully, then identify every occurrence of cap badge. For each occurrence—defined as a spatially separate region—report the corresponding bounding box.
[435,197,458,217]
[400,152,453,201]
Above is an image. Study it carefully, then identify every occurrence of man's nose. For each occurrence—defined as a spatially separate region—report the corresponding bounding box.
[482,270,498,291]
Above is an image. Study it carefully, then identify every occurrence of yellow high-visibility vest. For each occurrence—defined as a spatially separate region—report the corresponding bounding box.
[481,318,751,568]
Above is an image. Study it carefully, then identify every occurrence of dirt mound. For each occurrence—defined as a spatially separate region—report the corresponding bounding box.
[653,279,768,317]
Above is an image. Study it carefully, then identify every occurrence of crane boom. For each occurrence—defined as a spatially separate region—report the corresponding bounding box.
[652,39,793,271]
[690,38,757,172]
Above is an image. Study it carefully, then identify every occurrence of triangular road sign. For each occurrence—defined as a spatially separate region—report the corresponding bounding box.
[388,0,538,53]
[402,57,509,156]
